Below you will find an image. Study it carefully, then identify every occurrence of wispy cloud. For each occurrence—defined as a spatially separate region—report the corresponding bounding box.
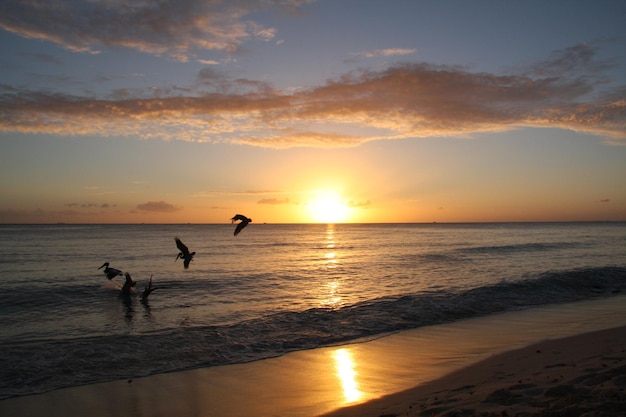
[0,208,80,223]
[258,198,291,205]
[0,43,624,147]
[66,203,117,209]
[357,48,417,58]
[136,201,181,213]
[193,190,283,198]
[0,0,313,60]
[197,59,220,65]
[20,52,62,65]
[347,200,371,208]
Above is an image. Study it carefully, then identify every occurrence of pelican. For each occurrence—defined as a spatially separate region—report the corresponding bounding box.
[175,237,195,269]
[121,272,136,295]
[231,214,252,236]
[98,262,123,280]
[141,275,158,300]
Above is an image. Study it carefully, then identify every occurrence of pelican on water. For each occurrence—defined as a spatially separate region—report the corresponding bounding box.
[231,214,252,236]
[141,275,158,300]
[175,237,195,269]
[121,272,136,296]
[98,262,123,280]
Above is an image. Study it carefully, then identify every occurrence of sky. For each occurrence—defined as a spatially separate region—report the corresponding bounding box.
[1,0,625,224]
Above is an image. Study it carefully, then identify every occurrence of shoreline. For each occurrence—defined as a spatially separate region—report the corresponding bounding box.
[322,324,626,417]
[2,295,625,417]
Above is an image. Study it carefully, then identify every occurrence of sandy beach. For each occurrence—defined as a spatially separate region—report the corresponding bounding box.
[1,296,625,417]
[323,325,626,417]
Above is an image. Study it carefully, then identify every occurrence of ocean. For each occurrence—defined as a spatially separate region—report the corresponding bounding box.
[0,222,625,399]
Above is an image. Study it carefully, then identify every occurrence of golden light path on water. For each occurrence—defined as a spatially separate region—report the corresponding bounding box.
[320,223,343,308]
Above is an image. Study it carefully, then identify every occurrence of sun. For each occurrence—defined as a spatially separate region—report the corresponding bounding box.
[307,191,352,223]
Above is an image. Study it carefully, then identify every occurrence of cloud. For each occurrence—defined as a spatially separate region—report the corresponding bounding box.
[529,42,613,77]
[66,202,117,209]
[347,200,371,208]
[20,52,62,65]
[193,189,282,198]
[0,44,624,147]
[597,198,611,203]
[0,0,313,60]
[258,198,290,205]
[357,48,417,58]
[0,208,83,223]
[197,59,220,65]
[136,201,181,213]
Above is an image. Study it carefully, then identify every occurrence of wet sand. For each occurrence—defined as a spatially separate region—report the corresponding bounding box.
[323,325,626,417]
[1,295,625,417]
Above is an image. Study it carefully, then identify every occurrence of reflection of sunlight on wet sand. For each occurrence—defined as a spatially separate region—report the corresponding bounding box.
[332,348,362,404]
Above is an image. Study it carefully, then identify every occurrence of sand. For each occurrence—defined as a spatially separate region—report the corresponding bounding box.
[323,325,626,417]
[1,296,626,417]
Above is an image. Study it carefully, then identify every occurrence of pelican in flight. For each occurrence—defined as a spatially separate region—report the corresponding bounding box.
[141,275,158,300]
[175,237,195,269]
[121,272,136,296]
[231,214,252,236]
[98,262,123,280]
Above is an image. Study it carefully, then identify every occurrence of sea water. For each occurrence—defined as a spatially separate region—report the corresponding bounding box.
[0,222,625,399]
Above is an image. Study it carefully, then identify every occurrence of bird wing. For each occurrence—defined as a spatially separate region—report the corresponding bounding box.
[234,221,248,236]
[231,214,248,222]
[175,237,190,255]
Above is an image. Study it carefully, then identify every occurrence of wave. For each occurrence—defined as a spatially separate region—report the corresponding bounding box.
[458,241,580,255]
[1,265,625,399]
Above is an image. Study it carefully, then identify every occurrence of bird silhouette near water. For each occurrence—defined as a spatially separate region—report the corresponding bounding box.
[141,275,158,300]
[175,237,195,269]
[120,272,136,296]
[98,262,123,280]
[231,214,252,236]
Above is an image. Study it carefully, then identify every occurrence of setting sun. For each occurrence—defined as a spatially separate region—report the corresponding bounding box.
[307,191,352,223]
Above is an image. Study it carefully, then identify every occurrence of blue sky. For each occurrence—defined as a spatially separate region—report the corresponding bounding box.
[1,0,625,223]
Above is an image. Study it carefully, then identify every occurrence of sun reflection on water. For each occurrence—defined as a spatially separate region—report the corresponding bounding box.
[320,224,343,308]
[332,348,362,404]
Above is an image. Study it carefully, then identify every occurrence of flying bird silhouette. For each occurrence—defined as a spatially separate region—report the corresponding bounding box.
[98,262,123,280]
[175,237,195,269]
[141,275,158,300]
[231,214,252,236]
[121,272,136,296]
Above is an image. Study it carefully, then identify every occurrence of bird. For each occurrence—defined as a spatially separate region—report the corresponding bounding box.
[175,237,195,269]
[141,275,158,300]
[121,272,136,296]
[231,214,252,236]
[98,262,123,280]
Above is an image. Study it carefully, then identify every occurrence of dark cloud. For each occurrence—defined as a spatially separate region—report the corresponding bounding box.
[66,202,116,209]
[0,47,624,147]
[0,0,312,60]
[136,201,181,212]
[597,198,611,203]
[529,42,613,77]
[0,208,80,223]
